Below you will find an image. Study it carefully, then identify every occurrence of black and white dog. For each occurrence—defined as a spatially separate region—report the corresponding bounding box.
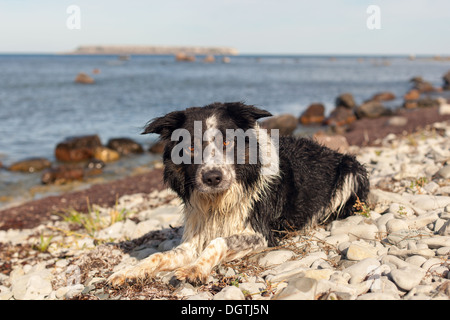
[109,102,369,286]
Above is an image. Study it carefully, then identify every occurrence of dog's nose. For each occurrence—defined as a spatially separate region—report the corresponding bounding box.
[202,170,223,187]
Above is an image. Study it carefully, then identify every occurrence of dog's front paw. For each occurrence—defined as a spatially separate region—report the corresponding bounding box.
[108,270,129,288]
[108,254,162,287]
[174,265,209,285]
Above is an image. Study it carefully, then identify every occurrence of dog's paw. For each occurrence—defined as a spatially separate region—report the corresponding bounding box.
[174,265,209,285]
[107,271,129,288]
[108,254,162,288]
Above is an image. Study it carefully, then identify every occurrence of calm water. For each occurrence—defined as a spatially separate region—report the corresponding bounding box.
[1,54,450,205]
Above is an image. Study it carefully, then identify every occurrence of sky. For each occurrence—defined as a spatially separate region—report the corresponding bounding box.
[0,0,449,55]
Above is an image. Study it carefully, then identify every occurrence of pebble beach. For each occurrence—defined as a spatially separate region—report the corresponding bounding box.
[1,119,449,300]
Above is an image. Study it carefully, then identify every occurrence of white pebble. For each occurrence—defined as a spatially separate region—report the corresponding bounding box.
[389,267,425,291]
[258,249,295,267]
[213,286,245,300]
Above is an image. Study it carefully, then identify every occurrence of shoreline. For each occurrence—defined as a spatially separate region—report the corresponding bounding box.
[1,105,450,231]
[0,119,448,300]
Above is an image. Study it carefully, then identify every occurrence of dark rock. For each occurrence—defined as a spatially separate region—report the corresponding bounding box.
[370,92,396,102]
[148,140,166,154]
[355,101,392,119]
[8,157,52,173]
[299,103,325,125]
[260,114,298,136]
[442,70,450,90]
[410,76,435,93]
[107,138,144,155]
[41,165,85,185]
[55,135,102,162]
[335,93,356,109]
[324,107,356,127]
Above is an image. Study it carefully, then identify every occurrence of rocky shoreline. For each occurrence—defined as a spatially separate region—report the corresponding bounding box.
[0,118,449,300]
[1,70,450,300]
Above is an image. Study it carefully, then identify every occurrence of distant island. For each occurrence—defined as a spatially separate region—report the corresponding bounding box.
[64,45,239,56]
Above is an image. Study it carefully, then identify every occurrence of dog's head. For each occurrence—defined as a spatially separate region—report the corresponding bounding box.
[142,102,274,199]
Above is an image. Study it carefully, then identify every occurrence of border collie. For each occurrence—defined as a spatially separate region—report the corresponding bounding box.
[109,102,369,286]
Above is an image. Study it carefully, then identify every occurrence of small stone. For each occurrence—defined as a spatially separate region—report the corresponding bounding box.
[323,234,350,246]
[438,220,450,236]
[409,195,450,212]
[330,223,378,240]
[389,267,425,291]
[346,244,378,261]
[419,236,450,248]
[424,181,440,194]
[437,165,450,179]
[302,269,334,281]
[405,211,440,230]
[213,286,245,300]
[133,219,162,238]
[186,292,213,300]
[343,258,380,284]
[389,203,414,218]
[405,255,428,267]
[386,219,409,233]
[258,250,295,267]
[273,277,317,300]
[357,292,397,300]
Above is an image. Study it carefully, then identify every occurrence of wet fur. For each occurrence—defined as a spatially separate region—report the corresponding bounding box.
[108,102,369,286]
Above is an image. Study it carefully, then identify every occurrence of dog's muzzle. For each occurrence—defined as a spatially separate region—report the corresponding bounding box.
[196,164,234,193]
[202,169,223,187]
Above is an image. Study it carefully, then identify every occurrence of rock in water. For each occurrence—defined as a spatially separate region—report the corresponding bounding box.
[299,103,325,125]
[335,93,356,109]
[106,138,144,155]
[355,101,391,119]
[55,135,102,162]
[93,146,120,163]
[74,72,95,84]
[41,165,84,184]
[443,70,450,90]
[260,114,298,136]
[324,106,356,127]
[9,158,51,173]
[370,92,396,102]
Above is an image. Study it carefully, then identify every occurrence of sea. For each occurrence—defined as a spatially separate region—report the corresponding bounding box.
[1,54,450,207]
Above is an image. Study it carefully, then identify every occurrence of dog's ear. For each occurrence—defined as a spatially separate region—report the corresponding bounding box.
[225,102,272,129]
[142,110,186,140]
